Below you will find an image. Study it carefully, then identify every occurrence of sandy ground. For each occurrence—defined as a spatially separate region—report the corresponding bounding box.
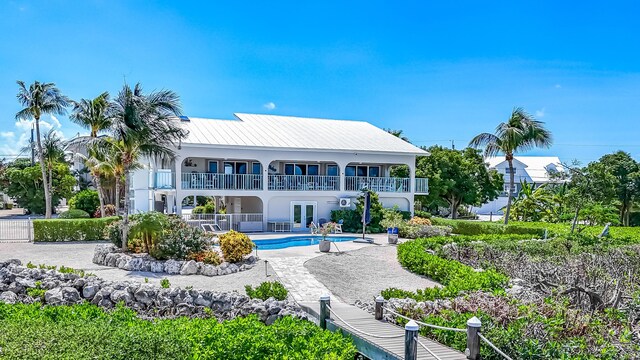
[0,241,276,292]
[304,244,439,303]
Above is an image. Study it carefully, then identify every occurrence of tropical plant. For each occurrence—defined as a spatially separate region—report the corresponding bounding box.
[469,108,553,224]
[69,91,113,137]
[245,281,289,301]
[380,207,404,229]
[508,182,553,222]
[15,81,70,218]
[219,230,254,263]
[106,83,187,250]
[129,211,166,253]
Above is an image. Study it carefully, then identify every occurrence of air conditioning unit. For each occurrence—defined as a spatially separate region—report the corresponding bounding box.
[339,198,351,207]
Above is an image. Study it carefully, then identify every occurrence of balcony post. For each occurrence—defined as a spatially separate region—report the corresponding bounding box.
[175,156,182,215]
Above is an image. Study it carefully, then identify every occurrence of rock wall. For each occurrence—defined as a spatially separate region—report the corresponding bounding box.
[92,244,257,276]
[0,259,306,324]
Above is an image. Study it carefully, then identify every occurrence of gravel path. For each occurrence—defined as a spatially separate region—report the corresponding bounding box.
[0,241,275,292]
[304,244,439,304]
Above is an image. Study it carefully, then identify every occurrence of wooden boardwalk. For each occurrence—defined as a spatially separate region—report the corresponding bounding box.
[301,301,466,360]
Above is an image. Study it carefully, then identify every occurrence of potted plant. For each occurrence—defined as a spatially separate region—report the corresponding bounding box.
[380,208,403,244]
[318,222,335,252]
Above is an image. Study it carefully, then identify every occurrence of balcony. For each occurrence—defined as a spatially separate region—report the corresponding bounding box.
[268,175,340,191]
[181,173,263,190]
[415,178,429,194]
[346,176,411,193]
[154,170,175,189]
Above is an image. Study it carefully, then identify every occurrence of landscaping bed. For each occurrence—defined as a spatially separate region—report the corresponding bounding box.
[93,244,258,276]
[373,225,640,359]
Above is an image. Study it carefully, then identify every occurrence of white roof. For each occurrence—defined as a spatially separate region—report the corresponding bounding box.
[486,156,564,183]
[179,113,427,155]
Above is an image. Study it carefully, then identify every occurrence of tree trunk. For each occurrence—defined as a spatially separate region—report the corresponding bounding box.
[95,174,105,218]
[114,177,121,216]
[450,196,458,219]
[571,206,580,234]
[504,158,515,225]
[34,116,52,218]
[121,169,130,251]
[48,165,53,213]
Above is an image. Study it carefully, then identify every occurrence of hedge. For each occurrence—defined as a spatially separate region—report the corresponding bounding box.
[382,237,509,301]
[0,303,357,359]
[33,217,120,242]
[430,218,545,236]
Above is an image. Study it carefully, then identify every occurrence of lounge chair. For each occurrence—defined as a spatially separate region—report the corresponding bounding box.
[309,222,319,235]
[334,219,343,234]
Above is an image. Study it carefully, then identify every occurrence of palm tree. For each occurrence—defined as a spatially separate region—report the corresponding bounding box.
[70,92,114,216]
[69,92,113,137]
[385,129,410,143]
[107,83,187,250]
[15,81,70,218]
[469,108,552,224]
[99,138,131,216]
[41,130,66,196]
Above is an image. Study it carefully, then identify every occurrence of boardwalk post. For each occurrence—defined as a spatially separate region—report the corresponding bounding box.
[465,316,482,360]
[404,320,419,360]
[319,294,330,330]
[374,295,384,320]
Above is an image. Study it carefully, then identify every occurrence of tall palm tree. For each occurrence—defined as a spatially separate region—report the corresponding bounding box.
[70,92,114,216]
[99,138,130,216]
[107,83,187,250]
[15,81,70,218]
[41,130,66,196]
[469,108,553,224]
[69,92,113,137]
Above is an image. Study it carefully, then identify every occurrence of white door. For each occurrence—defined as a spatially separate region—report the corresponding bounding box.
[290,201,317,230]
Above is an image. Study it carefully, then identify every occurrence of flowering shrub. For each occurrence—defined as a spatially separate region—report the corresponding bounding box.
[187,250,222,265]
[219,230,254,263]
[407,216,432,226]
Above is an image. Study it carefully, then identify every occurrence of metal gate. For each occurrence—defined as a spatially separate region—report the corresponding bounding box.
[0,219,33,241]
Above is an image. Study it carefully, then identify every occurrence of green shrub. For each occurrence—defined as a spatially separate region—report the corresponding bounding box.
[151,216,208,260]
[245,281,289,301]
[58,209,90,219]
[0,303,357,359]
[430,218,545,237]
[383,237,509,301]
[33,217,120,242]
[69,189,100,217]
[106,220,124,247]
[160,278,171,288]
[219,230,254,263]
[192,202,215,215]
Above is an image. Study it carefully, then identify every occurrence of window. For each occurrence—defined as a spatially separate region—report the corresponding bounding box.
[347,165,381,177]
[284,163,321,176]
[223,161,248,174]
[505,167,517,174]
[308,164,319,175]
[327,165,338,176]
[207,161,218,173]
[252,162,262,175]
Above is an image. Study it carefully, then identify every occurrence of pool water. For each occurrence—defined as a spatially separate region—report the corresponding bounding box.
[253,236,360,250]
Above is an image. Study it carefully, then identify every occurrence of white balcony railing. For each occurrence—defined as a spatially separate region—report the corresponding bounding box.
[154,171,175,189]
[345,176,410,192]
[181,213,264,232]
[268,175,340,191]
[415,178,429,194]
[181,173,263,190]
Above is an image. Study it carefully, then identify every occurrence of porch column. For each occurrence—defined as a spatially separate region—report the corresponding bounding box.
[175,156,182,215]
[337,160,350,192]
[408,157,416,216]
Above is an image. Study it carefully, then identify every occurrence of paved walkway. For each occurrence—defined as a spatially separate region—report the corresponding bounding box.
[267,256,333,302]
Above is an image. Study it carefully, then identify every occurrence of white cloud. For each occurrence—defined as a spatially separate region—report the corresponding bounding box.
[554,84,562,89]
[263,102,276,110]
[0,132,14,139]
[0,115,64,157]
[535,108,545,118]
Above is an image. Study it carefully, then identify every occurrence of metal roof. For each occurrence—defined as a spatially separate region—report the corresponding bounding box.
[179,113,428,155]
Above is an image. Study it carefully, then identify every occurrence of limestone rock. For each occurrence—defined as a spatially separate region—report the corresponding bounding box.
[180,260,198,275]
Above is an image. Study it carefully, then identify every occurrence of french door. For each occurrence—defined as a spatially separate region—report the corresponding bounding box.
[290,201,317,230]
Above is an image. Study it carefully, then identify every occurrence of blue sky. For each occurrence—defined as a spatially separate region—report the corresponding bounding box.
[1,1,639,164]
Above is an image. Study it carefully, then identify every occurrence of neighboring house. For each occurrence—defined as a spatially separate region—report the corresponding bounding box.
[131,113,429,232]
[472,156,564,215]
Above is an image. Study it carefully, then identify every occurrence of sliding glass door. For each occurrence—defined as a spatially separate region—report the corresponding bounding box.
[290,201,317,230]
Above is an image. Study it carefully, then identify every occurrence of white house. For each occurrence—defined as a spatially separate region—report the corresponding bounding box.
[130,113,429,232]
[473,156,564,215]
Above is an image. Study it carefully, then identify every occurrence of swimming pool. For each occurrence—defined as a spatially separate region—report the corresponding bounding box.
[253,235,360,250]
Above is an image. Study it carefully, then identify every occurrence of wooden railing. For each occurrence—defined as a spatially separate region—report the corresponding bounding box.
[268,175,340,191]
[181,173,263,190]
[345,176,410,192]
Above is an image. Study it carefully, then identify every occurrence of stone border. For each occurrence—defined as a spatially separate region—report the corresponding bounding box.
[92,244,257,276]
